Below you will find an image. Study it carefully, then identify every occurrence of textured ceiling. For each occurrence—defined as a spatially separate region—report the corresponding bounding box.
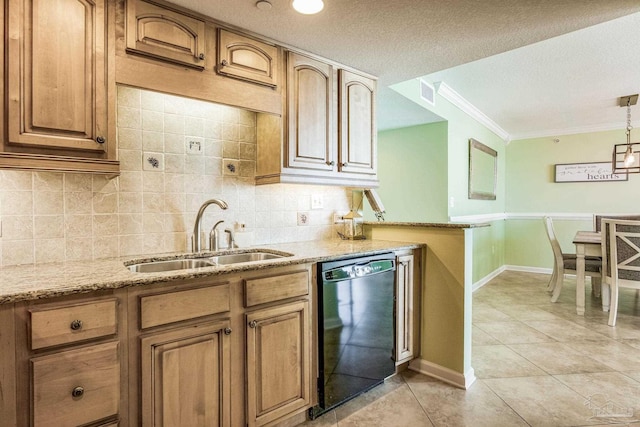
[168,0,640,138]
[420,12,640,139]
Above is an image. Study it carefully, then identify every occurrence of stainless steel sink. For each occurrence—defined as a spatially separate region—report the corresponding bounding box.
[211,252,285,265]
[127,258,215,273]
[126,251,291,273]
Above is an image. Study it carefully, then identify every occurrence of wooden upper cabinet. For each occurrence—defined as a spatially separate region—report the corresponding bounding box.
[217,29,279,88]
[6,0,112,155]
[339,69,376,175]
[126,0,206,69]
[286,52,336,172]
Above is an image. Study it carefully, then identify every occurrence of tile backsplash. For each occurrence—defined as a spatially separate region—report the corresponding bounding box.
[0,86,352,266]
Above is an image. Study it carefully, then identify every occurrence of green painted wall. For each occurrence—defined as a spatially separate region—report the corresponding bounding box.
[505,129,638,269]
[372,82,638,279]
[390,79,506,218]
[374,79,506,282]
[371,122,449,222]
[506,130,635,213]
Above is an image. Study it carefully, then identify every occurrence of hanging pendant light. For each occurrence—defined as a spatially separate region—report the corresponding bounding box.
[612,94,640,174]
[292,0,324,14]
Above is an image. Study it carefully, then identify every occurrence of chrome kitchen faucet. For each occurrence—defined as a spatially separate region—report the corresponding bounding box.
[192,199,228,252]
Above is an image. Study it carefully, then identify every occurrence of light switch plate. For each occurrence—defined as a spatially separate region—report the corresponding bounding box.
[311,194,323,209]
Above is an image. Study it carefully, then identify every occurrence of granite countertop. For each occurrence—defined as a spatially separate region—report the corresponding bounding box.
[364,221,489,228]
[0,239,423,305]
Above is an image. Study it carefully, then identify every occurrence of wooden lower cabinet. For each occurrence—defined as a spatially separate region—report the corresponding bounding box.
[394,250,421,365]
[10,291,127,427]
[140,321,231,427]
[246,300,311,427]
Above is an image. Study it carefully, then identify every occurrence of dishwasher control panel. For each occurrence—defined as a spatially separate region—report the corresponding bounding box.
[323,259,394,282]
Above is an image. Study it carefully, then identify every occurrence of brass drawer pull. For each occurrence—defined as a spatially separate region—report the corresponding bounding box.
[71,386,84,398]
[249,320,257,328]
[70,320,83,331]
[224,327,232,335]
[69,320,82,331]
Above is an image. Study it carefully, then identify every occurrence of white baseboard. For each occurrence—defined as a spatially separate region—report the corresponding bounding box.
[504,265,553,275]
[472,266,506,292]
[408,358,476,389]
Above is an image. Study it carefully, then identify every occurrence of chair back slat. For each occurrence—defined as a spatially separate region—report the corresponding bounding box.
[594,214,640,232]
[604,219,640,282]
[543,216,564,265]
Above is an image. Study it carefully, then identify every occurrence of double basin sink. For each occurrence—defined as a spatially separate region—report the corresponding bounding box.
[126,250,291,273]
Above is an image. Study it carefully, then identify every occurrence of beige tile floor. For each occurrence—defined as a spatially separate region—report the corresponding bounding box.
[301,271,640,426]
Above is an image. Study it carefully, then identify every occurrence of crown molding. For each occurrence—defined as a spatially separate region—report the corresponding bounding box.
[434,82,511,143]
[511,120,640,141]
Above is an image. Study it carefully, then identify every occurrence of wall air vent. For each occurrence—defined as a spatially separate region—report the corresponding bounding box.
[419,78,435,106]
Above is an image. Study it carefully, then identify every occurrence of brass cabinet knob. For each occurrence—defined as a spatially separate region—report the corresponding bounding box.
[249,320,257,328]
[221,59,228,66]
[96,136,105,144]
[71,386,84,398]
[198,53,205,60]
[224,327,232,335]
[70,320,83,331]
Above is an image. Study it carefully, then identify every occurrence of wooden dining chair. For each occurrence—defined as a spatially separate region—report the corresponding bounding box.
[543,216,602,302]
[594,214,640,232]
[600,219,640,326]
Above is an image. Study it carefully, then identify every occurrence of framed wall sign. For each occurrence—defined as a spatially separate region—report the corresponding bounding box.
[554,162,628,183]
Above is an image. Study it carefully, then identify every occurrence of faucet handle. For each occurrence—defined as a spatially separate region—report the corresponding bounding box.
[209,220,225,251]
[224,228,237,249]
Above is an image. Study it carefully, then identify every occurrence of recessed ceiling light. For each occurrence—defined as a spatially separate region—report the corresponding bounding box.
[256,0,272,10]
[292,0,324,15]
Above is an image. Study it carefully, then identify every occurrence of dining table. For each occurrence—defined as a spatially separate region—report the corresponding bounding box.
[572,230,602,315]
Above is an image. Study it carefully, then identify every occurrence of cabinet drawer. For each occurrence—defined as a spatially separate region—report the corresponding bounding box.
[30,299,118,350]
[32,341,120,426]
[140,283,230,329]
[244,270,309,307]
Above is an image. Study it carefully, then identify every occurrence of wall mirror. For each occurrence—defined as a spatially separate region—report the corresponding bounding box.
[468,138,497,200]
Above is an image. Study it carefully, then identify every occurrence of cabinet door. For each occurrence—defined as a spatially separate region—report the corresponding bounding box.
[395,254,415,363]
[7,0,109,153]
[286,52,336,171]
[338,70,376,175]
[217,29,279,88]
[246,301,311,427]
[126,0,206,69]
[140,321,231,427]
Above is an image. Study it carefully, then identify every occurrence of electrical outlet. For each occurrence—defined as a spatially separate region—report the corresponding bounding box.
[186,137,203,154]
[311,194,323,209]
[297,212,310,226]
[449,197,455,208]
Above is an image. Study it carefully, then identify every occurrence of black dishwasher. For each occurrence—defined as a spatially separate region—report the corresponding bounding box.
[312,252,396,418]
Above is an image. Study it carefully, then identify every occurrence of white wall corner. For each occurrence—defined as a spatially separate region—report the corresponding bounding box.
[434,81,511,143]
[408,358,477,389]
